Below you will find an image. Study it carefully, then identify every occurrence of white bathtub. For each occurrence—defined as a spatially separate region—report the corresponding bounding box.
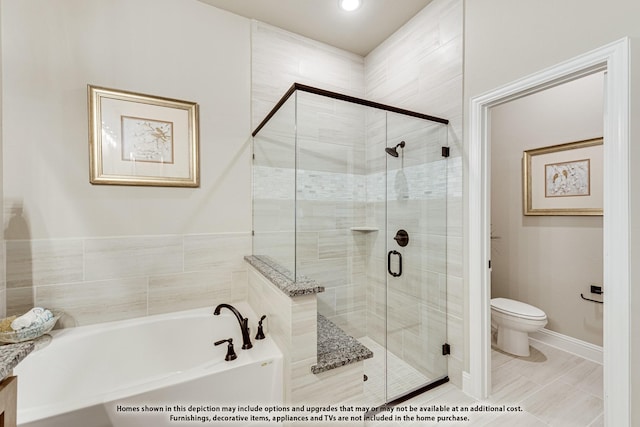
[15,302,283,427]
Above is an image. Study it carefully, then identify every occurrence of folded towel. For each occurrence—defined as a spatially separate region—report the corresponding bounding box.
[11,307,53,330]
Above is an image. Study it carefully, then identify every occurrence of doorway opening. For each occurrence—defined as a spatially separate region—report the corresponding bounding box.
[466,38,630,426]
[488,72,605,424]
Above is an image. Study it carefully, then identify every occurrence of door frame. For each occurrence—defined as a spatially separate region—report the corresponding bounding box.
[465,37,630,425]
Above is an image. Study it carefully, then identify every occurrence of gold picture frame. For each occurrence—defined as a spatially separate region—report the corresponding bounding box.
[88,85,199,187]
[523,138,603,216]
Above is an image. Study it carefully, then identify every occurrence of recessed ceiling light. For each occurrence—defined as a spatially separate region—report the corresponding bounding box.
[339,0,362,12]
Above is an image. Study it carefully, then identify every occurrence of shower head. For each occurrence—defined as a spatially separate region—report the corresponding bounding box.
[385,141,405,157]
[385,147,399,157]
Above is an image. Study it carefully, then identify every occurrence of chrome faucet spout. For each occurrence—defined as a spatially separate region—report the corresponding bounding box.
[213,304,253,349]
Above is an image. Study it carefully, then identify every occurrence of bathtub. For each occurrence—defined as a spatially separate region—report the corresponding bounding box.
[14,302,283,427]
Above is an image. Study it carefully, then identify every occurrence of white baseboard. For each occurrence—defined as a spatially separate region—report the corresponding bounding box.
[529,328,602,364]
[461,371,472,395]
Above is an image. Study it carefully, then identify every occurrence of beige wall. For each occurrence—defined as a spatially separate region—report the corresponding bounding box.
[490,72,604,346]
[0,2,4,318]
[464,0,640,423]
[1,0,252,324]
[2,0,251,239]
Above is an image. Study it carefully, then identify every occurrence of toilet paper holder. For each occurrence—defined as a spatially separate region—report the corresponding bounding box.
[580,285,603,304]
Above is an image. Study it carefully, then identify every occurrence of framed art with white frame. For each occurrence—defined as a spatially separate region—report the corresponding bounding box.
[88,85,199,187]
[523,137,603,215]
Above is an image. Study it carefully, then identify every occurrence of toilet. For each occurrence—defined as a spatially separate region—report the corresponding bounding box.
[491,297,547,357]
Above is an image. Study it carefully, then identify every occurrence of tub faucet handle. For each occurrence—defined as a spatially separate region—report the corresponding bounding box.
[255,315,267,340]
[214,338,237,361]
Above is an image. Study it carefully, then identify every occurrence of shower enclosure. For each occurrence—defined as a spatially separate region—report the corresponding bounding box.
[252,83,449,406]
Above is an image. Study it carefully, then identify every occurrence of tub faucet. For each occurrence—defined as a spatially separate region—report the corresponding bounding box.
[213,304,253,349]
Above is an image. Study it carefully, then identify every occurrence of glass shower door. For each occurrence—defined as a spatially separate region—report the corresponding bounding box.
[384,112,449,403]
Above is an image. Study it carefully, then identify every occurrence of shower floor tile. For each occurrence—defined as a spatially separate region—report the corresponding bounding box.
[342,336,431,407]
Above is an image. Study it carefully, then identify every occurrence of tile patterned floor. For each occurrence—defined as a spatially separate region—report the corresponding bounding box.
[360,340,604,426]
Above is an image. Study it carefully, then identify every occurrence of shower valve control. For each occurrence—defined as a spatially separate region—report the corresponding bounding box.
[393,229,409,247]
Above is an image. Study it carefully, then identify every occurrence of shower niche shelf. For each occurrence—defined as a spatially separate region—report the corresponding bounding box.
[350,227,379,232]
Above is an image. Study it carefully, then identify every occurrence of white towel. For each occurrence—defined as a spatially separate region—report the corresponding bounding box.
[10,307,53,330]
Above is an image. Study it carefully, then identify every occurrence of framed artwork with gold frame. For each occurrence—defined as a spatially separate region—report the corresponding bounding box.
[523,137,603,216]
[88,85,199,187]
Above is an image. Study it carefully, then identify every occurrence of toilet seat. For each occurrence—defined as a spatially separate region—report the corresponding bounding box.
[491,297,546,320]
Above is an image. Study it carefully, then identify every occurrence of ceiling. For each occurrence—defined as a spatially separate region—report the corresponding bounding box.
[196,0,433,56]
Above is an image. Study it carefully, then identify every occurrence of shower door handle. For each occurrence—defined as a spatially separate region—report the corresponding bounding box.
[388,250,402,277]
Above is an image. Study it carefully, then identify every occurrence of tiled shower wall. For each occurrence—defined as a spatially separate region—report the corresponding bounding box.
[251,0,463,386]
[251,21,365,128]
[296,91,368,337]
[251,21,368,338]
[5,233,250,326]
[364,117,450,382]
[364,0,464,386]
